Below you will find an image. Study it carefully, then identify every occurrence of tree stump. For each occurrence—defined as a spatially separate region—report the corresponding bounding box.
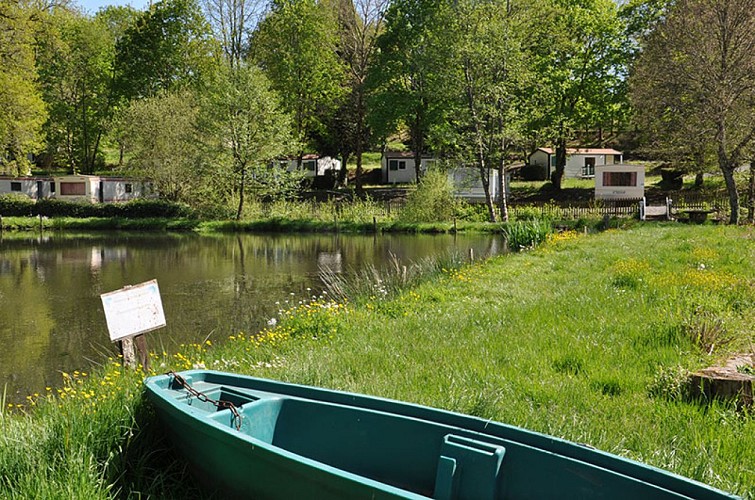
[688,354,754,408]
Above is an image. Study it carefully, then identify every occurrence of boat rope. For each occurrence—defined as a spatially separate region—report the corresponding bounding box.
[166,371,243,431]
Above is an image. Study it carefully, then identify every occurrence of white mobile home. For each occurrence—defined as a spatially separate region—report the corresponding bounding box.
[449,168,511,203]
[54,175,150,203]
[0,176,55,199]
[381,152,436,184]
[281,155,342,178]
[528,148,623,179]
[595,164,645,200]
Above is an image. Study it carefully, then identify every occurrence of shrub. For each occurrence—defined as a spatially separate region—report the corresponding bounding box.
[398,171,458,223]
[0,194,35,216]
[32,198,195,219]
[502,220,552,251]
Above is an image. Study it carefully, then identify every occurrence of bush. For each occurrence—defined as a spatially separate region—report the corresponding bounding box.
[0,194,35,216]
[32,198,195,219]
[502,220,552,251]
[398,171,458,223]
[520,164,548,181]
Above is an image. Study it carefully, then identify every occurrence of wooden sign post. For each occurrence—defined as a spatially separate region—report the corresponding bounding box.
[101,279,166,371]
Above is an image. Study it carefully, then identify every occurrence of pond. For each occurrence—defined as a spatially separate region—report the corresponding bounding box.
[0,231,504,403]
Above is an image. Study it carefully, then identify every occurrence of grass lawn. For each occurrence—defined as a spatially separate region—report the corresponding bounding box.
[1,224,753,498]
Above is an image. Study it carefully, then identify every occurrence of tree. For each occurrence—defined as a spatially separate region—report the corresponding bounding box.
[442,0,530,222]
[203,64,294,219]
[631,0,755,223]
[117,89,208,203]
[36,10,114,173]
[331,0,387,190]
[202,0,266,66]
[114,0,218,102]
[253,0,344,165]
[527,0,626,190]
[368,0,452,184]
[0,0,47,175]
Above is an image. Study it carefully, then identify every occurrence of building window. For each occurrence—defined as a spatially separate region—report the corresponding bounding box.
[10,182,22,192]
[582,158,596,177]
[603,171,637,187]
[124,183,133,193]
[389,159,408,171]
[304,160,316,171]
[60,182,86,195]
[50,181,56,193]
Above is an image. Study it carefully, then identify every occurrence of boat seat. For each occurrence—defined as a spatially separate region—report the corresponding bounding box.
[434,434,506,500]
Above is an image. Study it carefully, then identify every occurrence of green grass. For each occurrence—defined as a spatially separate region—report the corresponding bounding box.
[1,225,753,498]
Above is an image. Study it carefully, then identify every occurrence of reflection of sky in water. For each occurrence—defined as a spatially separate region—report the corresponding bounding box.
[0,232,503,402]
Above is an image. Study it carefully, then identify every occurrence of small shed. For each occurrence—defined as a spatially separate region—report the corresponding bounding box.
[528,147,623,179]
[0,176,55,199]
[381,152,436,184]
[594,164,645,200]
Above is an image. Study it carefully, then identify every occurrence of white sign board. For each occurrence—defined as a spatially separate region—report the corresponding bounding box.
[101,280,166,342]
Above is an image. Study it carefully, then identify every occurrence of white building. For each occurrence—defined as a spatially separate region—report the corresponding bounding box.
[0,176,55,199]
[528,147,623,179]
[381,152,436,184]
[449,168,511,203]
[52,175,150,203]
[594,164,645,200]
[281,155,342,178]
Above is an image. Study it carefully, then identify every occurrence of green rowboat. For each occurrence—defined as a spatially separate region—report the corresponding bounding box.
[144,370,739,499]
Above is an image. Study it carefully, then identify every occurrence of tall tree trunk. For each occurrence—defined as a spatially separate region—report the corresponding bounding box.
[498,137,508,223]
[236,162,246,221]
[717,122,739,224]
[411,100,425,184]
[354,89,364,194]
[552,132,566,190]
[694,172,704,188]
[721,166,739,225]
[747,160,754,224]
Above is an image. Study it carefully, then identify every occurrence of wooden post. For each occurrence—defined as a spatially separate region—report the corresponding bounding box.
[373,216,377,233]
[119,334,150,371]
[119,337,137,369]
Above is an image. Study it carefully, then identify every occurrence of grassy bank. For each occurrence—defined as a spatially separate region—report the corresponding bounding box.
[1,225,753,498]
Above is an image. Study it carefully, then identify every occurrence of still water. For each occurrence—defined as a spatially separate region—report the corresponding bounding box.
[1,231,503,402]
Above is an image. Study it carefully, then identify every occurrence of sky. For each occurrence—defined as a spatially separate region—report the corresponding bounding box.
[77,0,151,15]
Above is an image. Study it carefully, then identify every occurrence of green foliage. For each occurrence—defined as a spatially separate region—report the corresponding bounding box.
[0,194,36,216]
[502,219,552,251]
[117,89,208,204]
[114,0,218,101]
[253,0,345,150]
[648,365,690,401]
[203,63,295,218]
[31,198,194,218]
[36,10,117,173]
[398,170,458,223]
[0,1,46,176]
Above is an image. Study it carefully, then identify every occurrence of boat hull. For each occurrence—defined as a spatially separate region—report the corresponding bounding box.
[144,370,739,499]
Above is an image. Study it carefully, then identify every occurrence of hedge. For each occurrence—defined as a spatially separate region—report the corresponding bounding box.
[0,195,195,219]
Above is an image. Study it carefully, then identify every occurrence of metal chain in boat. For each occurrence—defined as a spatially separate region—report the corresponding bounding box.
[166,371,243,431]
